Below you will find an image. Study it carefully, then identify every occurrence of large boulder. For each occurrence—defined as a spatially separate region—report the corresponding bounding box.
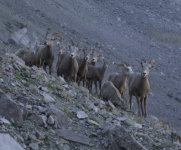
[102,126,148,150]
[101,81,125,109]
[0,90,23,125]
[0,133,24,150]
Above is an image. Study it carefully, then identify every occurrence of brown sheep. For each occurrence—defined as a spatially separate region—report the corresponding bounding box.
[128,60,155,117]
[37,33,63,74]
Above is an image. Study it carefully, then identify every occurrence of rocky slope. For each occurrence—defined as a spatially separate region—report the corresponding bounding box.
[0,46,181,149]
[0,0,181,133]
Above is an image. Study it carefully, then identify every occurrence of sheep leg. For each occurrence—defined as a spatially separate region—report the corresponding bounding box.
[144,96,147,117]
[49,64,52,75]
[94,80,97,94]
[43,64,47,73]
[99,80,102,96]
[129,93,133,110]
[136,96,141,116]
[83,76,86,87]
[140,98,144,117]
[74,74,77,82]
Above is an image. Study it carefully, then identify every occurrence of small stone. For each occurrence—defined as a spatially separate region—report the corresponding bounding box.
[47,115,55,125]
[26,105,32,110]
[87,119,100,126]
[43,93,55,103]
[0,117,11,125]
[16,134,24,143]
[36,132,45,140]
[77,111,88,119]
[29,143,39,150]
[117,116,127,122]
[29,134,37,141]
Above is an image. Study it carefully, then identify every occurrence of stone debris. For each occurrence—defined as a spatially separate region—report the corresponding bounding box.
[0,133,24,150]
[0,53,179,150]
[77,111,88,119]
[56,129,92,146]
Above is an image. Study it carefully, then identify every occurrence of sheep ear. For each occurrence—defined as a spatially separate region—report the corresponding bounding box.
[150,60,155,65]
[149,60,155,68]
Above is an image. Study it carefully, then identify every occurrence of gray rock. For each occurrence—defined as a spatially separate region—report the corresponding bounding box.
[102,126,148,150]
[0,90,23,125]
[43,93,55,103]
[56,129,91,146]
[47,105,69,128]
[0,117,11,125]
[101,81,126,109]
[77,111,88,119]
[29,143,39,150]
[0,133,24,150]
[31,114,47,127]
[36,132,45,140]
[47,115,55,125]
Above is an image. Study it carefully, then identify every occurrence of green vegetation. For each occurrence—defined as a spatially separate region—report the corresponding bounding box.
[11,122,17,127]
[24,80,31,87]
[15,74,22,80]
[60,106,73,118]
[44,80,57,90]
[44,134,49,141]
[167,93,173,98]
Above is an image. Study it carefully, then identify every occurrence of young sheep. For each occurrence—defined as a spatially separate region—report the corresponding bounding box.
[86,57,112,95]
[37,33,63,74]
[108,63,133,102]
[56,46,79,82]
[86,49,103,89]
[128,60,155,117]
[77,48,93,86]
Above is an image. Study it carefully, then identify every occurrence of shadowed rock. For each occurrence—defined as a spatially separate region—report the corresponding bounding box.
[102,126,148,150]
[0,90,23,125]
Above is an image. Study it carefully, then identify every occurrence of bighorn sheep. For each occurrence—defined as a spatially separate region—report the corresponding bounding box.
[36,33,63,74]
[77,48,93,86]
[101,81,126,108]
[86,49,103,89]
[128,60,155,117]
[108,63,133,102]
[89,49,103,66]
[86,57,112,95]
[56,46,79,82]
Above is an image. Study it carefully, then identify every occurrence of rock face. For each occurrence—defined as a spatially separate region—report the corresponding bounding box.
[0,90,23,125]
[101,81,125,108]
[102,126,147,150]
[47,105,69,128]
[0,133,24,150]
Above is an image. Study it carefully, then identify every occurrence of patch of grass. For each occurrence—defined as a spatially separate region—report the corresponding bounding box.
[136,119,144,124]
[60,106,73,118]
[174,97,180,103]
[84,106,92,114]
[44,134,49,141]
[20,66,26,72]
[11,122,17,127]
[90,117,99,124]
[39,98,46,104]
[24,81,31,87]
[4,88,14,93]
[44,81,56,91]
[167,93,173,98]
[16,74,22,80]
